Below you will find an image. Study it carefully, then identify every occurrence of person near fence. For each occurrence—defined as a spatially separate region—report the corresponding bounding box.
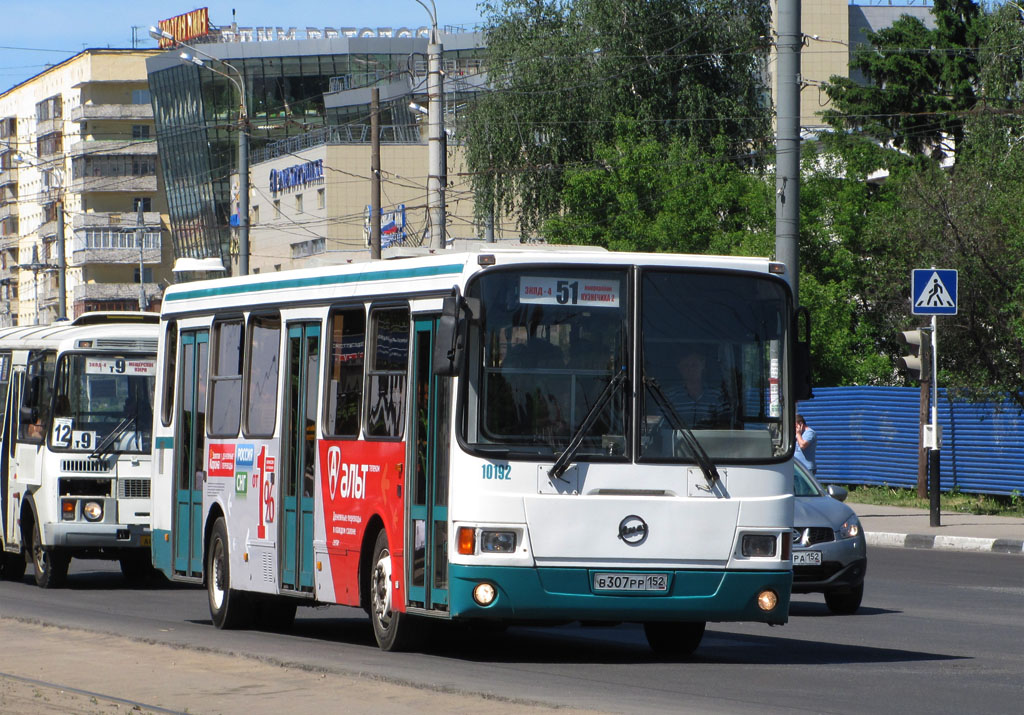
[795,414,817,475]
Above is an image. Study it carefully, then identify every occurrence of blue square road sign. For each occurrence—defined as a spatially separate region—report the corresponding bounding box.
[912,269,957,315]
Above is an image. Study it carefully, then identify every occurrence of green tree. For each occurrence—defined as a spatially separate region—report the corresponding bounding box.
[463,0,771,235]
[822,0,983,163]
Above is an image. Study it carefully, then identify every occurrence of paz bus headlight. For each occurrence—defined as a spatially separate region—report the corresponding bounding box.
[83,501,103,522]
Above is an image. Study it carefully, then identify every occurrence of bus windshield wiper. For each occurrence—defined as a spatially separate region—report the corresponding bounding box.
[548,367,626,481]
[643,376,720,484]
[90,415,135,460]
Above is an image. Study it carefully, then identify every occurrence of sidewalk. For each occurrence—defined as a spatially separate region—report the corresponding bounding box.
[847,500,1024,555]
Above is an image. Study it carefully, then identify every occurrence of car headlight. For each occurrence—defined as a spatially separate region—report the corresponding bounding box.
[839,515,861,539]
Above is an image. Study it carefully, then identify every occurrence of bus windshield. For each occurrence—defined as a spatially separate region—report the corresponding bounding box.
[466,267,628,457]
[463,265,791,462]
[50,354,157,454]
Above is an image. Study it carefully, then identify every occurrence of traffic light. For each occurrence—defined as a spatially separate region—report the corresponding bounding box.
[897,328,931,381]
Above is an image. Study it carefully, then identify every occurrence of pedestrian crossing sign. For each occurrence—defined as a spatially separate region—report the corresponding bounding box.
[912,269,958,315]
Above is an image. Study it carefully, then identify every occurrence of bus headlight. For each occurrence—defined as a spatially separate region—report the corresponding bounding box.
[480,530,517,553]
[741,534,777,558]
[757,589,779,612]
[83,501,103,522]
[472,582,497,606]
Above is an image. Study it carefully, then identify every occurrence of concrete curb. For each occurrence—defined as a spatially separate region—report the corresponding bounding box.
[866,532,1024,555]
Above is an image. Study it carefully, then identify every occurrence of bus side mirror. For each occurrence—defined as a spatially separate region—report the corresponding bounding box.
[793,307,813,401]
[433,289,476,377]
[22,374,40,408]
[20,405,38,425]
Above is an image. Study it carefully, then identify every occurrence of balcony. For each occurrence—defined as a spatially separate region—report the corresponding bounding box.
[73,211,162,230]
[35,116,63,136]
[73,281,160,303]
[70,175,158,193]
[69,139,158,158]
[0,166,17,188]
[0,202,18,222]
[70,104,153,123]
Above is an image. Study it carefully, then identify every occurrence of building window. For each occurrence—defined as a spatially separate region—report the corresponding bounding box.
[133,268,154,283]
[252,205,259,224]
[290,238,325,258]
[295,193,303,213]
[80,230,160,250]
[132,125,151,139]
[273,199,280,217]
[317,188,325,210]
[132,89,151,105]
[133,197,152,212]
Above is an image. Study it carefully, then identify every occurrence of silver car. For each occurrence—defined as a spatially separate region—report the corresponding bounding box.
[792,462,867,614]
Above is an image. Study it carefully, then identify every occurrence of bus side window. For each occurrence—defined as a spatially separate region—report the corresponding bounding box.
[161,321,177,427]
[210,319,244,437]
[18,351,55,444]
[326,308,366,438]
[244,314,280,437]
[366,307,408,439]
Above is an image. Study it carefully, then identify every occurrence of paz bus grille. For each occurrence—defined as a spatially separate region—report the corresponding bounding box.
[61,459,113,473]
[118,479,151,499]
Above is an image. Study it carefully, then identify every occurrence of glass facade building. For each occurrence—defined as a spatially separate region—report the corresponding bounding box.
[146,33,485,275]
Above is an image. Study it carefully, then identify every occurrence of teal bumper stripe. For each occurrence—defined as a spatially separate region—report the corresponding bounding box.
[165,263,465,302]
[448,565,791,625]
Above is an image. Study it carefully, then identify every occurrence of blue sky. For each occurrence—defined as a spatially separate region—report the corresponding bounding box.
[0,1,486,93]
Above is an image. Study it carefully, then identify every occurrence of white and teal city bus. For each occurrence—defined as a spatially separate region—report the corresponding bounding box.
[0,313,159,587]
[150,247,810,655]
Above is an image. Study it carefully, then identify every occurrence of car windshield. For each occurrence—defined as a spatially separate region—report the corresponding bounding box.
[465,267,628,456]
[50,354,157,454]
[794,463,825,497]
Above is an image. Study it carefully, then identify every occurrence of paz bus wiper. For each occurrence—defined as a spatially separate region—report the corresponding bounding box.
[643,376,720,484]
[90,415,136,460]
[548,367,627,481]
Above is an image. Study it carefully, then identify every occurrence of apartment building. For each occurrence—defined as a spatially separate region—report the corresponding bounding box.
[0,49,173,325]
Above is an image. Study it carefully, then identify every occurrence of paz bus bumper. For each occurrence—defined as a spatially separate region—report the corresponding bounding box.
[448,565,791,625]
[44,522,151,550]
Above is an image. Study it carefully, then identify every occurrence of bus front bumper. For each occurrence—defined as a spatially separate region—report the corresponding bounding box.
[44,522,151,550]
[447,565,791,625]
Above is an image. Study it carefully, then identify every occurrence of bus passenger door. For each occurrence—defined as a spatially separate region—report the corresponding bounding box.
[408,318,451,612]
[0,354,13,548]
[173,330,208,578]
[281,322,319,592]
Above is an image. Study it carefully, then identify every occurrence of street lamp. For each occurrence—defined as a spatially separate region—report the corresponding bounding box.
[412,1,446,249]
[13,151,65,321]
[149,26,251,276]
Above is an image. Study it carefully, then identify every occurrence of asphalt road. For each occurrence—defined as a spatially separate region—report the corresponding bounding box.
[1,547,1022,714]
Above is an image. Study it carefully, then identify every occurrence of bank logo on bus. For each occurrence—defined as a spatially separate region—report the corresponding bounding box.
[519,277,620,308]
[85,357,157,376]
[326,445,367,500]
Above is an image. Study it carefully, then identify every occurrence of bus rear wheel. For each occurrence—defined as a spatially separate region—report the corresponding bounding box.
[208,517,253,629]
[643,621,706,659]
[369,529,425,652]
[31,520,69,589]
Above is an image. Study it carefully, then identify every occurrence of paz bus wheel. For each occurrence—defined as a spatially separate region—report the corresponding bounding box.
[643,621,706,659]
[207,517,253,629]
[31,520,69,589]
[369,529,425,652]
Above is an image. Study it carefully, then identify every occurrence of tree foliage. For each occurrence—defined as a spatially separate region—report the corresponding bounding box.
[462,0,772,235]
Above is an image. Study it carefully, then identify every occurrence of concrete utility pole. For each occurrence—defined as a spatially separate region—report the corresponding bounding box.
[425,7,446,249]
[775,0,801,302]
[370,88,382,260]
[55,196,66,320]
[135,202,147,311]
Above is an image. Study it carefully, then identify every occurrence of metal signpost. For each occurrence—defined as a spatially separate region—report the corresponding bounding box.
[911,268,958,526]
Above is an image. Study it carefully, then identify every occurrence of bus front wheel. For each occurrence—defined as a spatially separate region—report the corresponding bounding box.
[0,551,26,581]
[31,521,69,589]
[207,517,253,629]
[369,529,425,652]
[643,621,706,659]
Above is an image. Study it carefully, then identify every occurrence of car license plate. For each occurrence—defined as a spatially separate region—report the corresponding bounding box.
[141,534,152,547]
[793,550,821,565]
[592,572,669,593]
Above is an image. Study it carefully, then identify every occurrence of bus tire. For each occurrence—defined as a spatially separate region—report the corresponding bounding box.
[643,621,705,659]
[31,520,69,589]
[119,552,153,585]
[257,596,298,632]
[0,551,27,581]
[369,529,425,652]
[207,517,253,630]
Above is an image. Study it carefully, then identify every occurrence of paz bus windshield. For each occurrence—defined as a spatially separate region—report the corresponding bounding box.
[462,266,792,462]
[49,353,157,454]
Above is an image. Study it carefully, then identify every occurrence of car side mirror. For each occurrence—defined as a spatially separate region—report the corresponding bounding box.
[827,484,848,502]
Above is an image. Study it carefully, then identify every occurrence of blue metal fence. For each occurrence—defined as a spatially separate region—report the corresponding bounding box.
[796,387,1024,496]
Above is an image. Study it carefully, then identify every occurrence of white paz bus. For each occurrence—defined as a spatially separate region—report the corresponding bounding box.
[0,313,159,587]
[150,247,811,655]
